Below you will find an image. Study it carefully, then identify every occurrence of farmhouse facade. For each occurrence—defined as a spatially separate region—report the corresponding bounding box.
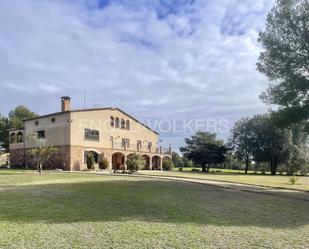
[9,97,172,171]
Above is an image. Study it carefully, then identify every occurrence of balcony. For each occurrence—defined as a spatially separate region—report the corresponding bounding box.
[110,141,171,155]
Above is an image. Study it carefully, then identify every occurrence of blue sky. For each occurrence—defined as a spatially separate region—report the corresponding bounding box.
[0,0,274,149]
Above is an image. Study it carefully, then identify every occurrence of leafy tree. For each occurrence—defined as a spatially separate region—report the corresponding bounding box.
[182,157,193,168]
[229,118,254,174]
[0,114,9,152]
[172,151,182,167]
[29,134,58,173]
[257,0,309,132]
[86,152,95,170]
[9,105,37,129]
[285,124,309,175]
[250,115,290,175]
[126,154,145,173]
[0,106,37,152]
[180,131,229,172]
[162,158,174,171]
[223,151,244,170]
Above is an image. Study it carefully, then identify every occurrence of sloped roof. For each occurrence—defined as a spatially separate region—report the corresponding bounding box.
[23,107,159,135]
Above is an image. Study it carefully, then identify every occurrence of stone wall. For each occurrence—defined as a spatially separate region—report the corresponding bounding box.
[10,146,70,170]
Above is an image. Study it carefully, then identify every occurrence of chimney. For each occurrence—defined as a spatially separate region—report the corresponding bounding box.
[61,96,71,112]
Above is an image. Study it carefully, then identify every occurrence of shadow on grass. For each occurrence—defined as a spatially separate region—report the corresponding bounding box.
[0,178,308,229]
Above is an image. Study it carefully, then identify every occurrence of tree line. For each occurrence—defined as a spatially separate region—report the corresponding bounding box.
[175,0,309,175]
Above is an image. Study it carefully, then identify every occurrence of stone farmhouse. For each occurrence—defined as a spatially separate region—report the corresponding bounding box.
[9,97,172,171]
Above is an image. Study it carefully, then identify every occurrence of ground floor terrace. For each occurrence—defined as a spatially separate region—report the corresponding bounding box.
[9,146,172,171]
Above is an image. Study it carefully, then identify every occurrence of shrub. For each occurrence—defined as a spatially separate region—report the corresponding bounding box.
[289,175,299,185]
[179,167,183,171]
[163,159,174,171]
[126,154,145,173]
[86,152,94,170]
[99,158,109,170]
[192,168,200,172]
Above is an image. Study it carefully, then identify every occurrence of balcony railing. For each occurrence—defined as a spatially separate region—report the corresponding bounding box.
[111,141,171,155]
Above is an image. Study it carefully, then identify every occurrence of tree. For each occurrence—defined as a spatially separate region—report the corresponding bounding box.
[182,157,193,168]
[9,105,37,129]
[0,106,37,152]
[248,114,293,175]
[126,154,145,173]
[29,134,58,173]
[257,0,309,132]
[285,124,309,175]
[180,131,229,172]
[86,152,95,170]
[172,151,182,167]
[229,118,254,174]
[0,114,9,152]
[162,158,174,171]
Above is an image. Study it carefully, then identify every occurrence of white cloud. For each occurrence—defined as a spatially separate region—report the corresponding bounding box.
[0,0,275,148]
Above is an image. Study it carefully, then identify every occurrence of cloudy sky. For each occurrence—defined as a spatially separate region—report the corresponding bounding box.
[0,0,274,149]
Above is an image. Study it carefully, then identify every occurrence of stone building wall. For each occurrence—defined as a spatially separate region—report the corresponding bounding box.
[10,146,70,170]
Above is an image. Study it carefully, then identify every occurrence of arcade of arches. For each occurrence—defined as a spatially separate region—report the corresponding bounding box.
[111,152,171,171]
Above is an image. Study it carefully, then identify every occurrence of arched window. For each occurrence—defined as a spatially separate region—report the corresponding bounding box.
[126,120,130,130]
[110,116,115,126]
[121,119,125,129]
[17,132,23,143]
[115,118,119,128]
[10,133,16,144]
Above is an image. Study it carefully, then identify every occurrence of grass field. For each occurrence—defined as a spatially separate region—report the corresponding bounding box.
[141,170,309,191]
[0,170,308,248]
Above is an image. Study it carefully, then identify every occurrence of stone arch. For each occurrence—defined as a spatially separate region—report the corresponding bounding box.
[142,154,150,170]
[152,155,161,170]
[121,119,125,129]
[127,153,135,159]
[83,149,100,164]
[10,133,16,143]
[112,152,125,170]
[17,131,23,143]
[110,116,115,126]
[126,120,130,130]
[115,118,119,128]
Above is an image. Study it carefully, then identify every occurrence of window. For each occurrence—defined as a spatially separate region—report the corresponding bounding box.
[84,129,99,141]
[121,119,125,129]
[115,118,119,128]
[37,130,45,139]
[51,118,56,123]
[110,116,115,126]
[17,132,23,143]
[126,120,130,130]
[148,142,152,150]
[10,133,16,144]
[137,140,142,150]
[35,121,39,126]
[122,138,130,148]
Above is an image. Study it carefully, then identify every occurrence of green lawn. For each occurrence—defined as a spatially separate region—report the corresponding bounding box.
[141,170,309,191]
[0,170,308,248]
